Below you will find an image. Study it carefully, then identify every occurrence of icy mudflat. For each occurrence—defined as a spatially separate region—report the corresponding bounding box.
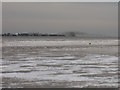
[2,39,118,47]
[2,37,119,88]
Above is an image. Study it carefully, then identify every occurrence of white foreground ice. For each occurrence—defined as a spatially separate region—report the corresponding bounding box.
[2,54,118,88]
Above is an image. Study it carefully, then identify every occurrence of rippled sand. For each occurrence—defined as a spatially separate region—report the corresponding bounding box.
[2,37,119,88]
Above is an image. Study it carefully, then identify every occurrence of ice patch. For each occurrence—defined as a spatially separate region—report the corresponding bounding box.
[2,54,118,88]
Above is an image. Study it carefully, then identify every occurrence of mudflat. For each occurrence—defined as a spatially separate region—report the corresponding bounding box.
[2,37,119,88]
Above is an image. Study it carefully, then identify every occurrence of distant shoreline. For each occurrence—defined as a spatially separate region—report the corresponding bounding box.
[1,36,118,40]
[1,32,118,38]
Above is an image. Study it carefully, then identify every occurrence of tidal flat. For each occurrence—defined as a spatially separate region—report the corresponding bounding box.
[2,37,119,88]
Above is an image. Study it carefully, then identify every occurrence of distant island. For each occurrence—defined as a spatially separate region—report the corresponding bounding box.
[1,32,77,37]
[1,32,65,37]
[1,32,116,38]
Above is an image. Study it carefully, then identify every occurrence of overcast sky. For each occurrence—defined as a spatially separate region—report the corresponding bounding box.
[2,2,118,37]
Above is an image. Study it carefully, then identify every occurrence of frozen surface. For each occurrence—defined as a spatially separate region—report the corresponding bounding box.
[2,37,119,88]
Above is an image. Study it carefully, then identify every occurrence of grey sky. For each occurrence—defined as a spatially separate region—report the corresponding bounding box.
[3,2,118,37]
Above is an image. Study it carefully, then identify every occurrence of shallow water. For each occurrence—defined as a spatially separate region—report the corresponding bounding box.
[2,37,119,88]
